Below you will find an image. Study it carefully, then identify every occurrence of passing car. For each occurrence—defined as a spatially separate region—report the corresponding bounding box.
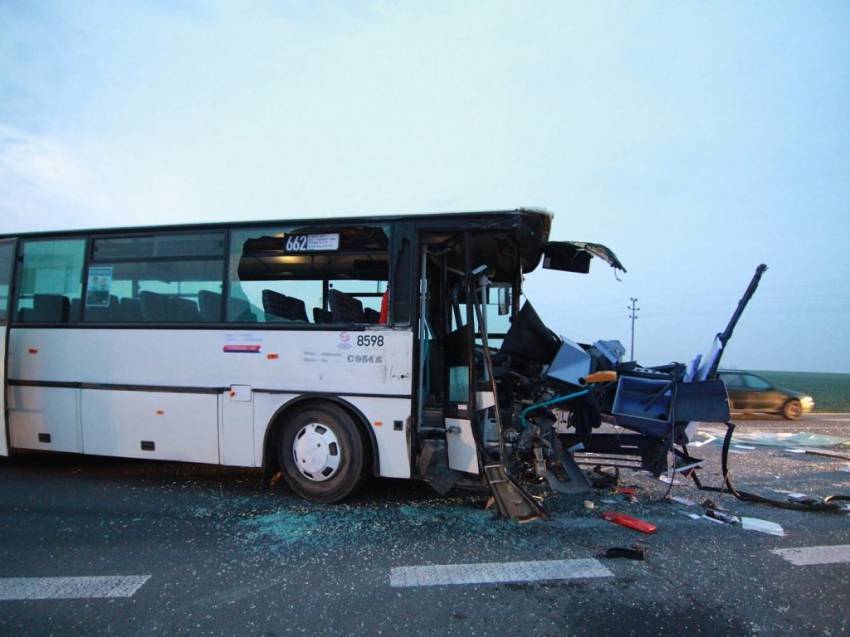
[718,370,815,420]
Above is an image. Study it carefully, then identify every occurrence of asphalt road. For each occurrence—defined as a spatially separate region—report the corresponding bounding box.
[1,413,849,636]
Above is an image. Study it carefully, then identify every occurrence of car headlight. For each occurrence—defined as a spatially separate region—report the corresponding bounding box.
[800,396,814,405]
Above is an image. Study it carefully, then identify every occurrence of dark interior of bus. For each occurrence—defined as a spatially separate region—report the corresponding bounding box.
[236,225,390,325]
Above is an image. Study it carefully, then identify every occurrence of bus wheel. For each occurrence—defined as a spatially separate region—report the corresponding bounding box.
[278,403,366,503]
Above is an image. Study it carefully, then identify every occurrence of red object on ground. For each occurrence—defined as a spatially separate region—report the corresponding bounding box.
[615,487,638,497]
[601,511,657,534]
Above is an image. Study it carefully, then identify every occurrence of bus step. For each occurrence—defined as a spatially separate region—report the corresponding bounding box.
[483,464,547,522]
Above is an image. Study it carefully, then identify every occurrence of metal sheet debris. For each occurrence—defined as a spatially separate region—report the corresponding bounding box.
[741,517,785,537]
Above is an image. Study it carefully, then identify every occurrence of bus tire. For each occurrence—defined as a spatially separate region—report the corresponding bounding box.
[277,403,366,503]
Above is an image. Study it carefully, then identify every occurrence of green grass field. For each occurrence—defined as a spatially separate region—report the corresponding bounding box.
[752,370,850,413]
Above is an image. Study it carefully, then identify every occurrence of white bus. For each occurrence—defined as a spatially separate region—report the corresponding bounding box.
[6,209,707,512]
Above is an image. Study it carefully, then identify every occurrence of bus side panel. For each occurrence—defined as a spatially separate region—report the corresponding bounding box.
[346,396,411,479]
[9,328,413,397]
[220,389,254,467]
[81,390,219,463]
[9,328,413,470]
[253,394,411,479]
[8,386,81,453]
[0,327,7,457]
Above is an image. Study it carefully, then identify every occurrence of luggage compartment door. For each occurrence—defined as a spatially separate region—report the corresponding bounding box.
[0,239,17,457]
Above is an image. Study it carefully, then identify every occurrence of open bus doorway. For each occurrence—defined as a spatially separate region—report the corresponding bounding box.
[415,231,522,487]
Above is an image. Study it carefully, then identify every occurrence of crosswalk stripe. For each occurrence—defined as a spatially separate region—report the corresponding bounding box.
[390,559,612,588]
[0,576,151,601]
[771,545,850,566]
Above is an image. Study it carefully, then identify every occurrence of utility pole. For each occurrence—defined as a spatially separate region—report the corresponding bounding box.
[628,297,640,362]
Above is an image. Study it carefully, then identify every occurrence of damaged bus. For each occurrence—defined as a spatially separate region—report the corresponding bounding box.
[0,210,747,515]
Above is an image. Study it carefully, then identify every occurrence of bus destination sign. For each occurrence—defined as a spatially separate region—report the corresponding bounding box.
[284,233,340,253]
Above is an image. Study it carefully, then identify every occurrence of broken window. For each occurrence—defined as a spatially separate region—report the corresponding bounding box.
[227,225,390,325]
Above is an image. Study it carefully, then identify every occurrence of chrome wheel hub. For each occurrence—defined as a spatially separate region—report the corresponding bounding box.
[292,422,341,481]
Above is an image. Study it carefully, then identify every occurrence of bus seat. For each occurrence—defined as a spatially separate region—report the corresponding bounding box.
[118,297,143,322]
[33,294,70,322]
[313,307,332,324]
[84,295,119,321]
[170,296,200,322]
[140,291,170,322]
[227,296,256,322]
[262,289,308,322]
[198,290,223,322]
[70,298,81,321]
[329,289,364,323]
[364,308,380,324]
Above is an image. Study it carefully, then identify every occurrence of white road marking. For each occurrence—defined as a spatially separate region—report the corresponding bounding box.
[0,576,150,601]
[389,559,612,588]
[772,545,850,566]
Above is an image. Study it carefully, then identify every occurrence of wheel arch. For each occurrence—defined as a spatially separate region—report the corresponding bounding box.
[261,394,380,484]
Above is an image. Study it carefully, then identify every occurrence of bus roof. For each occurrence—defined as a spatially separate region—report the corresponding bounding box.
[0,208,553,241]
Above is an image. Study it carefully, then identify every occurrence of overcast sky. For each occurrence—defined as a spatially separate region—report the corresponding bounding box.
[1,1,848,372]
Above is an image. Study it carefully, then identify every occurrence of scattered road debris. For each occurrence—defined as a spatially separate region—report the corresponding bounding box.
[690,432,718,448]
[589,468,619,489]
[788,494,823,506]
[710,430,850,448]
[601,546,646,560]
[601,511,657,534]
[583,500,595,510]
[785,448,850,461]
[614,486,639,503]
[668,495,696,507]
[658,474,685,486]
[741,517,785,537]
[704,509,740,525]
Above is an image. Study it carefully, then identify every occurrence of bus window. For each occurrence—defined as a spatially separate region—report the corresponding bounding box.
[0,241,14,320]
[15,239,86,323]
[328,280,387,323]
[84,233,225,323]
[473,283,513,349]
[228,226,389,325]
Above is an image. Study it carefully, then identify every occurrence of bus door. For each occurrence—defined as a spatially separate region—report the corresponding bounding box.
[417,234,479,474]
[0,239,16,456]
